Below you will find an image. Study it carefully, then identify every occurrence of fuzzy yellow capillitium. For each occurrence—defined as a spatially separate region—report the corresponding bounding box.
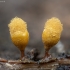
[8,17,29,59]
[42,17,63,50]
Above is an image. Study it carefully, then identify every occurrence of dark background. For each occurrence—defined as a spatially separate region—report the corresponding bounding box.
[0,0,70,60]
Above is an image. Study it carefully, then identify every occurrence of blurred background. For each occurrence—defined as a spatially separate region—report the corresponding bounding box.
[0,0,70,60]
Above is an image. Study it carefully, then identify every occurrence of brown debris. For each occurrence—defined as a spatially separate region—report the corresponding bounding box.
[0,57,70,70]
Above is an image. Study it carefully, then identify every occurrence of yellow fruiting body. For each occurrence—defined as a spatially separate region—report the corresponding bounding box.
[8,17,29,51]
[42,17,63,50]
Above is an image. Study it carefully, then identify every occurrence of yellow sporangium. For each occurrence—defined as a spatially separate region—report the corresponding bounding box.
[42,17,63,57]
[8,17,29,60]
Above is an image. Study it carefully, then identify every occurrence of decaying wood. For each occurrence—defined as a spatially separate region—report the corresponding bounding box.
[0,57,70,70]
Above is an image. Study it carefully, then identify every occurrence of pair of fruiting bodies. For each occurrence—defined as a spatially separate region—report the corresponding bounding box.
[8,17,63,60]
